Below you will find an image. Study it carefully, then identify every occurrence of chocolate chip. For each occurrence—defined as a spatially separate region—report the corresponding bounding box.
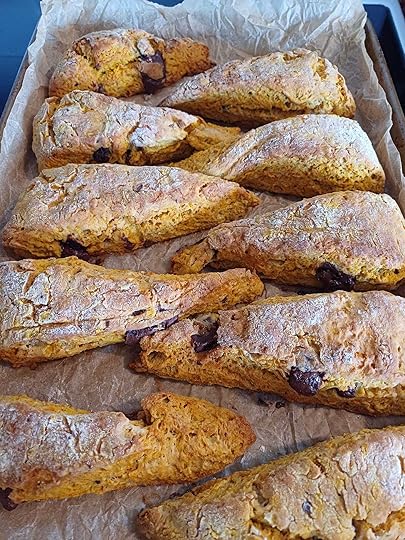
[125,315,179,344]
[275,401,286,409]
[93,147,112,163]
[288,367,324,396]
[140,51,166,94]
[191,318,219,353]
[60,238,90,261]
[0,488,18,511]
[335,386,357,398]
[316,262,356,292]
[302,500,312,516]
[132,309,147,317]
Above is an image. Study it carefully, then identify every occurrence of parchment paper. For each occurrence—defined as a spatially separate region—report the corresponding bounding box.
[1,0,405,537]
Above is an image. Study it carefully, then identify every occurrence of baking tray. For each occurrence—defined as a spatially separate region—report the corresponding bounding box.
[0,20,404,170]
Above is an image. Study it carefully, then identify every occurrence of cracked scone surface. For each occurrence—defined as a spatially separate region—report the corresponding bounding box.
[49,28,214,98]
[137,425,405,540]
[32,90,241,171]
[0,392,255,505]
[0,257,263,366]
[172,191,405,290]
[161,49,355,127]
[135,291,405,416]
[174,114,385,197]
[2,164,259,259]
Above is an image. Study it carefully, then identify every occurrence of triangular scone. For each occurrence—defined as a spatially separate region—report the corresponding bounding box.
[0,257,263,366]
[134,290,405,416]
[32,90,241,171]
[161,49,355,127]
[138,426,405,540]
[49,29,214,98]
[2,164,259,259]
[0,392,254,505]
[173,115,385,197]
[172,191,405,290]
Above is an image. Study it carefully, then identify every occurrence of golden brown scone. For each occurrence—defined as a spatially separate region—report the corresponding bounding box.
[49,28,214,98]
[2,164,259,259]
[137,425,405,540]
[32,90,241,171]
[173,115,385,197]
[160,49,356,127]
[0,257,263,366]
[172,191,405,291]
[0,392,255,507]
[134,291,405,416]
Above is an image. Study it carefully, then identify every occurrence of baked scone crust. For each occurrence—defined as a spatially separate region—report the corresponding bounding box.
[32,90,241,171]
[174,114,385,197]
[160,49,356,127]
[135,290,405,416]
[49,28,214,98]
[172,191,405,291]
[0,257,263,366]
[137,425,405,540]
[2,164,259,258]
[0,392,255,505]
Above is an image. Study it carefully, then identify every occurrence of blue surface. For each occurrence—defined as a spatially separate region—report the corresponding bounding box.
[0,1,404,114]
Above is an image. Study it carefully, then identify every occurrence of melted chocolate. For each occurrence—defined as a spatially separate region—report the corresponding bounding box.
[93,147,112,163]
[316,262,356,292]
[0,488,18,511]
[140,51,166,94]
[125,315,179,344]
[132,309,147,316]
[191,319,219,353]
[60,238,90,261]
[288,367,324,396]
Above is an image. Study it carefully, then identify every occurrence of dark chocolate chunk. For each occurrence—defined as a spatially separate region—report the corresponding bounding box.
[288,367,324,396]
[275,401,286,409]
[316,262,356,292]
[60,238,90,261]
[0,488,18,511]
[140,51,166,94]
[335,386,357,398]
[133,183,143,193]
[132,309,147,317]
[93,147,112,163]
[302,500,312,516]
[125,315,179,345]
[191,319,219,353]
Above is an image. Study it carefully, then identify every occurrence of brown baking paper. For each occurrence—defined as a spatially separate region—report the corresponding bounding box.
[0,0,405,537]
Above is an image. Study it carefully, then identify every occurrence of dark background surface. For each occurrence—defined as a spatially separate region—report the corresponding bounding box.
[0,1,404,114]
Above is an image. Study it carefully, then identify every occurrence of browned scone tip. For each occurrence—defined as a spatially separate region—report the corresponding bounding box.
[49,28,214,98]
[137,425,405,540]
[0,256,263,366]
[0,392,255,505]
[171,190,405,291]
[160,48,355,127]
[174,114,385,197]
[32,90,241,171]
[1,163,259,259]
[133,290,405,416]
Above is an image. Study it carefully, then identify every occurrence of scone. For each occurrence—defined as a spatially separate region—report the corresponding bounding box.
[172,191,405,291]
[133,291,405,416]
[160,49,356,127]
[0,257,263,366]
[173,115,385,197]
[0,392,255,507]
[2,164,259,259]
[49,28,214,98]
[32,90,241,171]
[137,425,405,540]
